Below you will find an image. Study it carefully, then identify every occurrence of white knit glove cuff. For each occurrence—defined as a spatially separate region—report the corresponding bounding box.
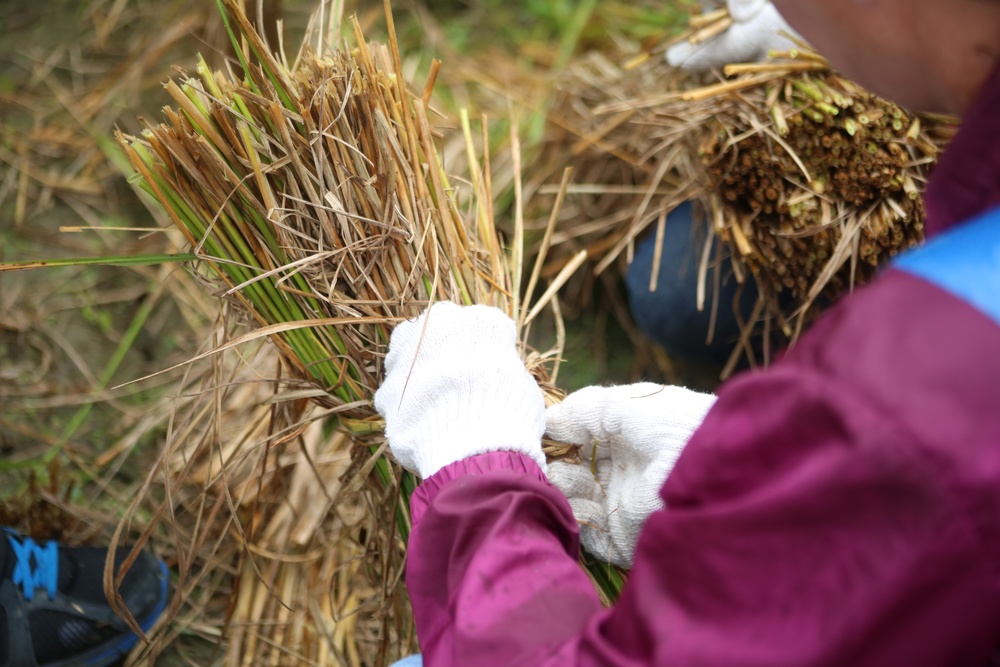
[374,303,547,479]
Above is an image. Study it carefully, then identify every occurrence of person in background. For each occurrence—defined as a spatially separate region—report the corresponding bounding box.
[626,0,799,372]
[624,201,759,375]
[0,528,168,667]
[379,0,1000,664]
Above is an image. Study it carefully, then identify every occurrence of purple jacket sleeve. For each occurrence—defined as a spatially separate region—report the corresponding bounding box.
[405,271,1000,666]
[406,452,608,663]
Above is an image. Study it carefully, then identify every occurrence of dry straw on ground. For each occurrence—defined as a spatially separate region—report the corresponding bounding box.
[535,10,956,373]
[115,0,611,664]
[118,344,419,666]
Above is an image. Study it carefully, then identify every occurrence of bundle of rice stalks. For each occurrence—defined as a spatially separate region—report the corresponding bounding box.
[118,0,591,419]
[120,4,512,419]
[116,1,620,662]
[536,12,955,362]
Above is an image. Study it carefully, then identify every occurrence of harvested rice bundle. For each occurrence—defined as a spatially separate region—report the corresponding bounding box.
[118,0,575,429]
[695,61,954,307]
[116,2,623,662]
[538,18,955,351]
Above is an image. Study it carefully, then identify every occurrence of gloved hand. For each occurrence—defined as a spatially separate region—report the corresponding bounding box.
[545,383,716,568]
[666,0,800,70]
[374,302,547,479]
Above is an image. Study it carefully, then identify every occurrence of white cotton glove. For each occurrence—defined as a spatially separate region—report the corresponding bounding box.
[374,302,547,479]
[666,0,800,71]
[545,383,716,568]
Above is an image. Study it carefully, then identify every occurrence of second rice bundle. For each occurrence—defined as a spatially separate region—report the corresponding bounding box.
[539,25,955,356]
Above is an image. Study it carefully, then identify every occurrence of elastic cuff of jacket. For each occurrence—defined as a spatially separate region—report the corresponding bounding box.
[410,452,547,527]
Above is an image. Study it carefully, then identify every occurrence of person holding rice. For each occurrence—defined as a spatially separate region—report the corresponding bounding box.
[376,0,1000,664]
[625,0,801,375]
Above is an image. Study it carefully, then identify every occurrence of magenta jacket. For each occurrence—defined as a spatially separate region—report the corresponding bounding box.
[404,64,1000,667]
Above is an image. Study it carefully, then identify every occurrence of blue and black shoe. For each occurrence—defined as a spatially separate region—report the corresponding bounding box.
[0,528,168,667]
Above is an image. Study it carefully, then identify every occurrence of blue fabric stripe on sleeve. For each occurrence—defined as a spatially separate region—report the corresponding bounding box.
[893,206,1000,327]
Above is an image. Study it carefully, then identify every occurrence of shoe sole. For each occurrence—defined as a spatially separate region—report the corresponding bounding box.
[54,560,170,667]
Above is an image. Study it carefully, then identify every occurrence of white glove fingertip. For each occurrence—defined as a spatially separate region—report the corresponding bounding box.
[545,389,605,445]
[665,41,699,69]
[574,514,631,569]
[547,461,603,502]
[565,498,608,536]
[667,1,799,71]
[546,384,640,442]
